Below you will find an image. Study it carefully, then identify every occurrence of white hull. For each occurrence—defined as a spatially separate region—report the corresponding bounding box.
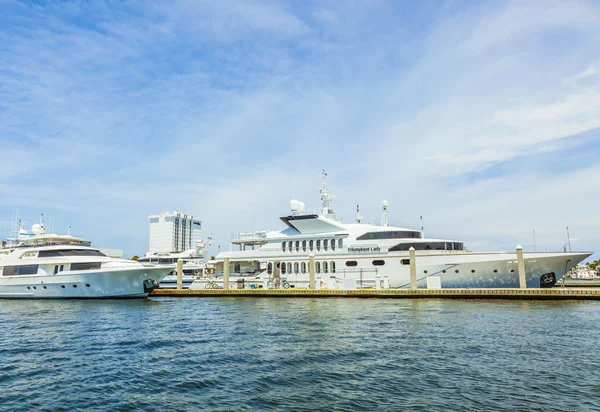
[0,267,171,299]
[213,251,590,289]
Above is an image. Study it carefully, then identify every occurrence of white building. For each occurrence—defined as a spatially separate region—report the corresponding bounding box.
[148,211,202,254]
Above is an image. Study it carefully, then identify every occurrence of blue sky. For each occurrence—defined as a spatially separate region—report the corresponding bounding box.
[1,0,599,259]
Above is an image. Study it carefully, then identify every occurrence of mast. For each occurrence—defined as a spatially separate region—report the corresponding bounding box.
[319,169,335,216]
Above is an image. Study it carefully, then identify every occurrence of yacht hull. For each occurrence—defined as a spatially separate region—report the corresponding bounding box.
[0,267,171,299]
[223,251,591,289]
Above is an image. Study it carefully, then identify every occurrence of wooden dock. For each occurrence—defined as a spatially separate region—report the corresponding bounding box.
[151,287,600,300]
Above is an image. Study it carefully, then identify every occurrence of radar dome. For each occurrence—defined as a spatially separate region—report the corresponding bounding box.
[290,199,300,211]
[382,200,388,207]
[298,202,306,213]
[31,224,43,235]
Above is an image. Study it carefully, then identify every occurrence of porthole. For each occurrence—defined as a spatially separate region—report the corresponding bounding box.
[316,261,321,273]
[331,239,336,251]
[301,262,306,273]
[295,241,299,252]
[43,286,47,289]
[424,270,428,274]
[85,284,90,287]
[27,286,31,290]
[346,261,358,267]
[493,270,498,273]
[510,269,515,273]
[323,261,328,273]
[455,270,459,273]
[302,240,307,252]
[289,241,293,252]
[282,242,286,252]
[372,260,385,266]
[73,285,77,288]
[309,240,314,251]
[294,262,299,273]
[442,270,446,273]
[316,239,321,251]
[323,239,328,251]
[471,270,475,273]
[33,286,36,290]
[61,285,65,289]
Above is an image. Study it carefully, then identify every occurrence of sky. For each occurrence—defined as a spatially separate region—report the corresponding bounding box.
[1,0,599,259]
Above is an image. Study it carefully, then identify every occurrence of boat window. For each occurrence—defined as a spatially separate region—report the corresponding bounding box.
[287,262,292,273]
[401,259,410,265]
[316,261,321,273]
[281,262,286,274]
[301,262,306,273]
[323,261,328,273]
[357,231,422,240]
[346,261,358,267]
[323,239,328,251]
[331,239,336,251]
[294,262,299,273]
[289,241,293,252]
[316,240,321,251]
[38,249,107,258]
[234,263,241,273]
[295,241,300,252]
[309,240,314,251]
[338,239,343,249]
[267,262,273,275]
[372,260,385,266]
[302,240,307,252]
[389,242,464,252]
[331,261,336,273]
[3,265,39,276]
[282,242,286,252]
[70,262,102,271]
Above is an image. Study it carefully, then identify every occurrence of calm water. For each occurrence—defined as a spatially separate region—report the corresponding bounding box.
[1,298,600,411]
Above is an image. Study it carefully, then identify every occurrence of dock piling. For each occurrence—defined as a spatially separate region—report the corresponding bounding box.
[177,259,183,290]
[309,253,315,290]
[516,246,526,289]
[223,256,230,290]
[409,247,417,290]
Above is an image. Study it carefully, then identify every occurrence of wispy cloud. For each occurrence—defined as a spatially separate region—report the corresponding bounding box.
[0,0,599,258]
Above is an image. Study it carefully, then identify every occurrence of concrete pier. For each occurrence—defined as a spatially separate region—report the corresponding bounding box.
[516,245,526,289]
[223,256,230,290]
[308,253,315,290]
[151,287,600,300]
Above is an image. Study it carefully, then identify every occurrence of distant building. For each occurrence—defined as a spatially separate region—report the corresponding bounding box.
[148,211,202,254]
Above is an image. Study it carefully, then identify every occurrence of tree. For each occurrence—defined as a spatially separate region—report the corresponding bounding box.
[131,255,139,261]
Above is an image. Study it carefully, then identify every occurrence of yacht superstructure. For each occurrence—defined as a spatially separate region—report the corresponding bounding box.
[0,220,171,298]
[211,171,592,289]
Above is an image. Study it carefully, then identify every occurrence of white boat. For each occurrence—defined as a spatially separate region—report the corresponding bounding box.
[138,238,212,288]
[0,221,172,299]
[207,171,592,289]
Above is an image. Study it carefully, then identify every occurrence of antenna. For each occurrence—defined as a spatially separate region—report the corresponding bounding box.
[356,205,363,223]
[420,215,425,237]
[566,226,571,252]
[68,225,71,236]
[381,200,389,227]
[533,229,536,252]
[319,169,335,216]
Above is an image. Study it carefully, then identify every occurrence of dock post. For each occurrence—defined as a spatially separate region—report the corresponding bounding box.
[409,247,417,290]
[309,253,315,290]
[177,259,183,290]
[516,245,526,289]
[223,256,230,290]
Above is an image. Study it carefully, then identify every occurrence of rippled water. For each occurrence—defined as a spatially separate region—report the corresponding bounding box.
[1,298,600,411]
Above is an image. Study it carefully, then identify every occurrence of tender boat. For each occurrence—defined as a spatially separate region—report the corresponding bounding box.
[206,171,592,289]
[0,222,171,299]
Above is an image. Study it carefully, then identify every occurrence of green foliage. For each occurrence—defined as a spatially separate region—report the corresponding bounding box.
[131,255,139,261]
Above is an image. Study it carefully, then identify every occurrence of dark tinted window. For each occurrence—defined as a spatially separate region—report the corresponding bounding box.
[38,249,106,258]
[346,261,358,267]
[389,242,464,252]
[357,231,422,241]
[401,259,410,265]
[70,262,102,271]
[3,265,39,276]
[373,260,385,266]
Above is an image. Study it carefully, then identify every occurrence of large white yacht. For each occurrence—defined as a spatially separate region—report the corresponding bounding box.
[210,171,592,289]
[0,221,172,299]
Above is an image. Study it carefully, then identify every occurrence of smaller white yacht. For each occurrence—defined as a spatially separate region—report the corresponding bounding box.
[0,220,172,299]
[138,235,212,288]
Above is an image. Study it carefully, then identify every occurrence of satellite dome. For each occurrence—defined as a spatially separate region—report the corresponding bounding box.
[289,199,300,211]
[31,224,43,235]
